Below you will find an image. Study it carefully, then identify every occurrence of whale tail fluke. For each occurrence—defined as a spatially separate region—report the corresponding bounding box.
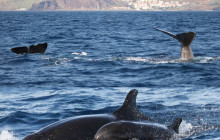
[176,32,196,46]
[29,43,47,54]
[11,43,47,54]
[153,27,177,39]
[169,118,182,133]
[11,46,29,54]
[153,27,196,47]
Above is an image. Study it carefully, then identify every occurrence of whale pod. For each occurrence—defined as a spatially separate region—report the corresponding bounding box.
[23,89,155,140]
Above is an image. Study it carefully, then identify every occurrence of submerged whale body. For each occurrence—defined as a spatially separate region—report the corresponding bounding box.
[154,27,196,60]
[94,118,182,140]
[23,89,156,140]
[11,43,47,54]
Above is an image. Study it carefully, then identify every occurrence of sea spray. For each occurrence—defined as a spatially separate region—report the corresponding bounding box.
[0,130,18,140]
[179,120,193,134]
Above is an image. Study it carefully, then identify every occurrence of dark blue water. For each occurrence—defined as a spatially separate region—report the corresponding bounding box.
[0,11,220,140]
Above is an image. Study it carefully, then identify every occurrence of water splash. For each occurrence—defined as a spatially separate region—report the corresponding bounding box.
[0,130,18,140]
[177,120,220,139]
[179,120,193,134]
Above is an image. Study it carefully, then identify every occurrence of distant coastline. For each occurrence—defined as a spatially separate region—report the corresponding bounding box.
[0,0,219,11]
[1,9,220,12]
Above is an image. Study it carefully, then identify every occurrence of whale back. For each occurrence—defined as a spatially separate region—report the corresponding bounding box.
[94,119,183,140]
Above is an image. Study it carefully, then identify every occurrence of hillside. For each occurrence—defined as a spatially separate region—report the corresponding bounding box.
[30,0,126,11]
[0,0,44,11]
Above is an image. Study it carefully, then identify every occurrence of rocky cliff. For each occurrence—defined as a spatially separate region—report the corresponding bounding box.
[31,0,59,10]
[30,0,126,10]
[0,0,44,11]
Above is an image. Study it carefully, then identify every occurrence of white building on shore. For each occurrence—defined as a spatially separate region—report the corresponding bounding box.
[122,0,190,10]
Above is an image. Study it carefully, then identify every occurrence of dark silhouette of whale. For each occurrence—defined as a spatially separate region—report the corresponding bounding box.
[23,89,156,140]
[154,27,196,60]
[11,43,47,54]
[94,118,182,140]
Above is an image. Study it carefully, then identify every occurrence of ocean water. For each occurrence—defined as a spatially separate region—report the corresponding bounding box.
[0,11,220,140]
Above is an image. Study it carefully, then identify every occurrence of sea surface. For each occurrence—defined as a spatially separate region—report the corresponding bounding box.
[0,11,220,140]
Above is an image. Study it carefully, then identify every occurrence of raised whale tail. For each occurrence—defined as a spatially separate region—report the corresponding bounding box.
[154,27,196,60]
[11,43,47,54]
[153,27,196,47]
[11,46,29,54]
[169,118,182,133]
[176,32,196,47]
[29,43,47,54]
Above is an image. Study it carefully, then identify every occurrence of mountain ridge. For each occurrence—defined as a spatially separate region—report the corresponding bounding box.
[0,0,219,11]
[30,0,126,11]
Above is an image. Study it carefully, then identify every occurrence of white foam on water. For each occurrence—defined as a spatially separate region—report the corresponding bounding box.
[70,56,219,64]
[198,57,215,63]
[125,57,150,62]
[54,58,70,66]
[0,130,18,140]
[72,52,87,56]
[124,56,220,64]
[81,52,87,56]
[125,57,181,64]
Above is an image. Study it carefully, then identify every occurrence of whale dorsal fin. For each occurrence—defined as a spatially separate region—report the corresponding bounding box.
[114,89,138,113]
[169,118,182,133]
[114,89,156,122]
